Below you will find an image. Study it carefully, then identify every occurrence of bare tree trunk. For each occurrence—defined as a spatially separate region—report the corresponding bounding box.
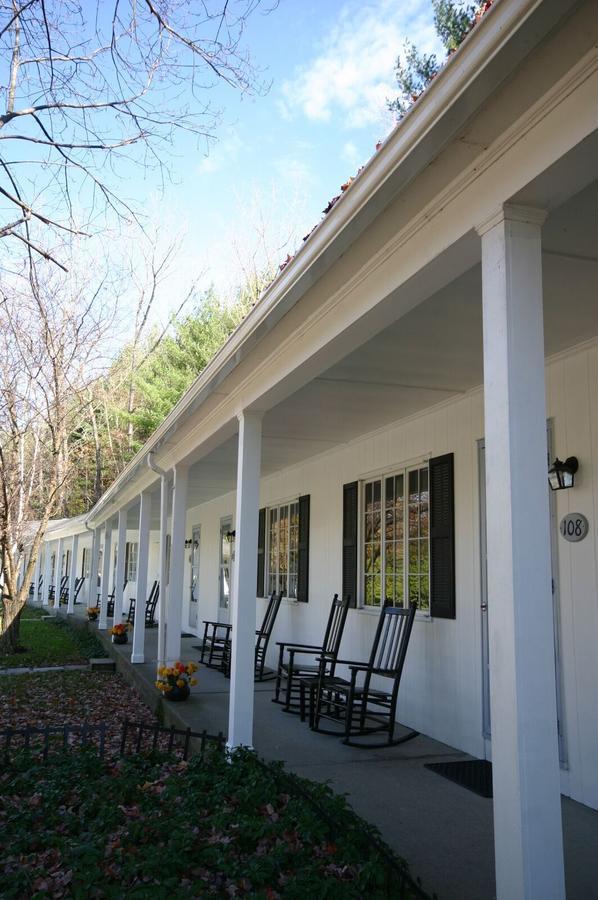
[0,601,22,654]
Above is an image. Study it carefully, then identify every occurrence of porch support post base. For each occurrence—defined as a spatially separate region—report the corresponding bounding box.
[228,410,262,751]
[131,653,145,664]
[478,203,565,900]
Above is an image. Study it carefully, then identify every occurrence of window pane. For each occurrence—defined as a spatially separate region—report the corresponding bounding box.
[372,543,381,574]
[385,508,394,542]
[365,482,373,513]
[409,575,419,604]
[395,540,404,574]
[365,514,373,542]
[408,503,419,538]
[373,574,382,606]
[385,477,394,506]
[420,540,429,572]
[395,574,404,606]
[385,575,394,606]
[373,480,381,511]
[373,512,381,541]
[408,540,419,572]
[420,575,430,611]
[385,542,394,573]
[409,469,419,502]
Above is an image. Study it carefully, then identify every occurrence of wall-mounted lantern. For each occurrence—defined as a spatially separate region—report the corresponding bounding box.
[548,456,578,491]
[184,538,200,549]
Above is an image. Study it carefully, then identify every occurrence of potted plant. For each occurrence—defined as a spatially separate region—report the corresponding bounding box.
[110,622,129,644]
[87,606,100,621]
[155,662,198,701]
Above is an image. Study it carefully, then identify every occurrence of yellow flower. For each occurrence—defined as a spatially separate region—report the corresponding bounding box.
[189,678,197,686]
[154,681,161,689]
[164,684,173,692]
[176,679,185,688]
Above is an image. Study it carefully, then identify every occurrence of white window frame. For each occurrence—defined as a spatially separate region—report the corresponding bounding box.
[265,498,300,600]
[359,462,430,614]
[125,541,138,582]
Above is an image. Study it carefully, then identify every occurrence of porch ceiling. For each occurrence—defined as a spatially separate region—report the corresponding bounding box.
[179,176,598,512]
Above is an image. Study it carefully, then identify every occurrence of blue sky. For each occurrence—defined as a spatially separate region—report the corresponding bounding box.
[138,0,443,303]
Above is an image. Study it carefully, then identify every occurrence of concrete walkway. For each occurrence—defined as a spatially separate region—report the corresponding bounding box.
[57,606,598,900]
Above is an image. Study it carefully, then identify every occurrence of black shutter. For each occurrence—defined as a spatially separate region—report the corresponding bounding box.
[257,508,266,597]
[297,494,310,603]
[429,453,456,619]
[343,481,359,608]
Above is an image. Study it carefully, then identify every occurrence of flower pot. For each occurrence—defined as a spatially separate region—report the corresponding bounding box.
[165,683,190,702]
[112,633,128,644]
[87,612,98,621]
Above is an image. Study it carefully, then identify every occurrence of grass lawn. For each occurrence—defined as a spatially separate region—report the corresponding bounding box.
[0,749,428,899]
[0,608,106,668]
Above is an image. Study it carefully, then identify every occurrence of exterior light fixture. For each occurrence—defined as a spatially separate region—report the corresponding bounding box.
[184,539,199,549]
[548,456,578,491]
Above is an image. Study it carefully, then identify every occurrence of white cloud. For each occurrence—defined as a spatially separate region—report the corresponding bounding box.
[280,0,442,129]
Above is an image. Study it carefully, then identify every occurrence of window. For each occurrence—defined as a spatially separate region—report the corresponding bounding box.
[266,500,300,599]
[362,465,429,611]
[125,541,138,582]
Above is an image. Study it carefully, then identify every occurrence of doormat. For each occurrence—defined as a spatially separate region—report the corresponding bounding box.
[425,759,493,798]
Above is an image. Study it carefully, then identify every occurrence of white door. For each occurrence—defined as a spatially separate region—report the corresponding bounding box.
[218,518,234,623]
[189,525,200,630]
[478,428,567,765]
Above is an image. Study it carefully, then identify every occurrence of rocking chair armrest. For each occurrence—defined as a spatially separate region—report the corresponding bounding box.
[202,620,232,632]
[275,641,322,651]
[332,657,367,668]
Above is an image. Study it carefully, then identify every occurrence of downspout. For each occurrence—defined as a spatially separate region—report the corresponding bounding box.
[148,453,169,669]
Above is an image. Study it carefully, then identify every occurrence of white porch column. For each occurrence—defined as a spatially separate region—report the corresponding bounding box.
[113,509,127,624]
[54,537,63,606]
[478,204,564,900]
[67,534,79,614]
[88,527,101,608]
[132,491,151,664]
[32,550,41,603]
[165,464,189,666]
[156,474,170,669]
[228,411,262,750]
[99,521,113,630]
[42,541,52,606]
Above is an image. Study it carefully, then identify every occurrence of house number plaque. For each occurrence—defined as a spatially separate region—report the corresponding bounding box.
[560,513,589,543]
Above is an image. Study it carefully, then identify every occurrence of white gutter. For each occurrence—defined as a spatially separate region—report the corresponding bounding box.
[88,0,576,522]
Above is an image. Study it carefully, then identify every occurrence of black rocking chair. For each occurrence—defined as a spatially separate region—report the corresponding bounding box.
[304,602,419,748]
[106,580,128,618]
[59,576,84,606]
[202,591,283,681]
[273,593,350,712]
[126,580,159,628]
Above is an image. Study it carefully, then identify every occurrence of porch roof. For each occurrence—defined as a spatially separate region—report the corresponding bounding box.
[83,0,584,527]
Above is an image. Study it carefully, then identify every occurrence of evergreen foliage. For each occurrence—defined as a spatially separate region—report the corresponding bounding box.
[388,0,478,119]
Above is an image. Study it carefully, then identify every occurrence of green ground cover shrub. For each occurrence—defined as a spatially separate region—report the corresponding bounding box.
[0,749,428,899]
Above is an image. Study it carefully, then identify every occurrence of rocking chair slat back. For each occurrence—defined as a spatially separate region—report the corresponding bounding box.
[254,591,283,676]
[371,604,416,674]
[322,593,349,658]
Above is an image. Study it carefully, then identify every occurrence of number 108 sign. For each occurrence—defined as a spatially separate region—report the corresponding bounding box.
[560,513,589,543]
